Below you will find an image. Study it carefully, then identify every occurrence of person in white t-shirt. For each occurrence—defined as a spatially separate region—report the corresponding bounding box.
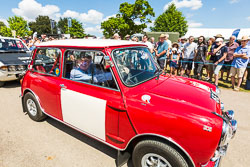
[181,36,197,77]
[142,35,153,53]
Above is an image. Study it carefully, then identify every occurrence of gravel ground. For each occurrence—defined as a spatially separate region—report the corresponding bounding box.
[0,81,249,167]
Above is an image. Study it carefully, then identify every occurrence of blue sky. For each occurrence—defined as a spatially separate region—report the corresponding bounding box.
[0,0,250,37]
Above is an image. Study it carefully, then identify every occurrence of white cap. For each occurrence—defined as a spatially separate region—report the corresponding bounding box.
[215,38,223,42]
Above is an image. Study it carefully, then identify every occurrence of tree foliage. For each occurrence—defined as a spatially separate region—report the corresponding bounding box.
[57,18,85,38]
[0,16,32,37]
[0,21,5,27]
[29,15,55,35]
[101,0,155,38]
[151,4,188,37]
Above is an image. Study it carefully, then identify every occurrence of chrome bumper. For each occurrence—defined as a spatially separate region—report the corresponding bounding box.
[211,110,237,163]
[0,70,26,81]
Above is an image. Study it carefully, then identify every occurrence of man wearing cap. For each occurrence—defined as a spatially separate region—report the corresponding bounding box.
[212,37,228,87]
[154,34,169,70]
[230,36,250,91]
[70,55,112,83]
[113,33,120,40]
[125,35,131,41]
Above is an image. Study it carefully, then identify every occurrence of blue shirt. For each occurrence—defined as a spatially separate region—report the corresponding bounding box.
[157,41,169,60]
[231,46,250,68]
[70,65,112,83]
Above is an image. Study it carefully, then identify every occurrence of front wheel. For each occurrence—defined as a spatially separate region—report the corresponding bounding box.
[23,92,47,121]
[132,140,188,167]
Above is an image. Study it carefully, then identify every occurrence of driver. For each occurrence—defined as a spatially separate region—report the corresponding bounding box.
[70,55,112,83]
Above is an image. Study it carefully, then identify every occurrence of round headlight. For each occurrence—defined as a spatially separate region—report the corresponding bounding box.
[219,121,232,147]
[17,65,25,71]
[215,87,221,95]
[8,65,16,71]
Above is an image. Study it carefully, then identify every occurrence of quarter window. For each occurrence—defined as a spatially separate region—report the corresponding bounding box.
[32,48,61,76]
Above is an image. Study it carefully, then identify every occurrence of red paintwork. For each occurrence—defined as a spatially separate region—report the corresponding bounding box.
[21,43,225,167]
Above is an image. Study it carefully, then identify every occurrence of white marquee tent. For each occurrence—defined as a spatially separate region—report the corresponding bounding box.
[184,28,250,39]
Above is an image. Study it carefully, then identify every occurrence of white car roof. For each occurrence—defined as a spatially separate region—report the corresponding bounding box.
[0,36,21,40]
[37,39,147,48]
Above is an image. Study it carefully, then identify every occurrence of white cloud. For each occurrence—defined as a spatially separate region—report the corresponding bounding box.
[12,0,60,21]
[164,0,203,11]
[188,20,203,28]
[229,0,240,4]
[246,16,250,21]
[102,14,116,22]
[62,10,80,18]
[212,8,216,11]
[85,25,102,34]
[11,0,104,25]
[79,10,104,24]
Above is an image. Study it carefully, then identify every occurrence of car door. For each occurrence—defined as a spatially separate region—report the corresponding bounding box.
[29,48,63,120]
[60,49,125,142]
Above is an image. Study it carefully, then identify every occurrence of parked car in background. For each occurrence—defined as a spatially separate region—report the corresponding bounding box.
[21,39,237,167]
[0,36,31,87]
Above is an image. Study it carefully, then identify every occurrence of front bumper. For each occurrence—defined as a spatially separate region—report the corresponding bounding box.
[0,70,26,81]
[205,110,237,167]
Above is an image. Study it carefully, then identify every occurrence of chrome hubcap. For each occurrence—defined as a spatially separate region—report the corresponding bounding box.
[141,153,172,167]
[26,99,37,116]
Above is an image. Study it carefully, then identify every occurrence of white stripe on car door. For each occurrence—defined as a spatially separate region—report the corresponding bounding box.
[61,89,106,141]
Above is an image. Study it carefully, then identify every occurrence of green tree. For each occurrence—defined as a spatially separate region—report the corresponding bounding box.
[0,21,5,27]
[151,4,188,37]
[29,15,56,35]
[57,18,85,38]
[101,0,155,38]
[0,16,32,37]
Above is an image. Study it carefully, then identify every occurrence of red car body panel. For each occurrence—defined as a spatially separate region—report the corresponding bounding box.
[21,41,226,167]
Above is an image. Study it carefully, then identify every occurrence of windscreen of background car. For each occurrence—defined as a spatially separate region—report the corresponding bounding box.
[112,47,159,86]
[0,38,29,52]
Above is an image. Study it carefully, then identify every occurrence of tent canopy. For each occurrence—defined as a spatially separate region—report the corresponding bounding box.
[184,28,250,40]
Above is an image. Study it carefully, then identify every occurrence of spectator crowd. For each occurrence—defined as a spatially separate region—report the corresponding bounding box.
[119,33,250,92]
[17,32,250,92]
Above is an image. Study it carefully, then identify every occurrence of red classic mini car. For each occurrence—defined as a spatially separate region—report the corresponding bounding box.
[21,39,237,167]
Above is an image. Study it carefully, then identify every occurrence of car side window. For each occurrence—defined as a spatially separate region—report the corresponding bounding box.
[32,48,61,76]
[63,50,118,90]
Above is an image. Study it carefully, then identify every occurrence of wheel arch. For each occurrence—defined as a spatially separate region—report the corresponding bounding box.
[22,88,44,113]
[125,134,196,167]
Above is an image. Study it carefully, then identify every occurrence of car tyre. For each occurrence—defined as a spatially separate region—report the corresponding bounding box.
[23,92,47,121]
[132,140,188,167]
[0,81,5,87]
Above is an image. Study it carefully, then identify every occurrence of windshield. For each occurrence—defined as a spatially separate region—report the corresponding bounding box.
[112,47,160,86]
[0,38,29,52]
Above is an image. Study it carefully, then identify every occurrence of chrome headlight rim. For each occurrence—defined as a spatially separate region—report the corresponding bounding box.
[215,86,221,95]
[219,121,231,147]
[8,65,16,72]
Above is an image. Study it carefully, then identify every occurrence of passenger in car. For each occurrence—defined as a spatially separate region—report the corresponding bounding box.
[70,55,112,83]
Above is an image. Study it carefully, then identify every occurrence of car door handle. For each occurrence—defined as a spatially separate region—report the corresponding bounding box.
[60,84,67,89]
